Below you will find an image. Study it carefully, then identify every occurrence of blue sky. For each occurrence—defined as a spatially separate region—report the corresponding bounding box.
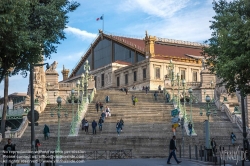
[0,0,218,97]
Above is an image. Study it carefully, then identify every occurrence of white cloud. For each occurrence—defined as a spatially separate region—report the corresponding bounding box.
[119,0,190,18]
[65,26,97,41]
[123,1,215,43]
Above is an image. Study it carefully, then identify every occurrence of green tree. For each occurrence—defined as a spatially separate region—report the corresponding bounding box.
[203,0,250,95]
[0,0,79,137]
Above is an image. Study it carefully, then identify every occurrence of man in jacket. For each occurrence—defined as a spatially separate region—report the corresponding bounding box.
[167,136,181,164]
[3,138,16,166]
[92,120,97,135]
[98,117,104,131]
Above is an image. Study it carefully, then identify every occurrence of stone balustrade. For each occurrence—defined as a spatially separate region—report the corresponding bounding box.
[0,108,25,118]
[220,103,250,135]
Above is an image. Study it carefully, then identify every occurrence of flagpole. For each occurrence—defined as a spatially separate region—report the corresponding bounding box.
[102,14,104,32]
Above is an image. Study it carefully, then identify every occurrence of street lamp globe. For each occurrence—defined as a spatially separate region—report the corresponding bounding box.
[205,95,211,103]
[188,88,193,94]
[182,79,186,86]
[71,89,75,94]
[57,96,62,104]
[47,82,50,86]
[170,59,173,63]
[81,73,85,79]
[77,80,80,86]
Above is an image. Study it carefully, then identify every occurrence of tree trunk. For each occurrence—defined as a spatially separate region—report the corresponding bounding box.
[1,75,9,138]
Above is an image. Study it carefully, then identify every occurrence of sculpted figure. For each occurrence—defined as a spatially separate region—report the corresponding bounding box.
[46,61,58,72]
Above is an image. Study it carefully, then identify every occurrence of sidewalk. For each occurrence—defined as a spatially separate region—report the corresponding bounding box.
[17,158,223,166]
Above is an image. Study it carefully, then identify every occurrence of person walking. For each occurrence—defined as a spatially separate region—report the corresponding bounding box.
[98,117,104,131]
[99,102,103,111]
[105,106,110,117]
[35,138,40,151]
[154,91,158,101]
[125,88,128,95]
[211,138,217,155]
[158,85,162,94]
[188,122,192,136]
[116,120,122,136]
[3,138,16,166]
[101,111,106,121]
[81,118,86,130]
[95,102,99,113]
[92,120,97,135]
[145,86,148,95]
[231,132,236,145]
[120,118,124,131]
[166,92,170,103]
[133,96,138,106]
[43,124,50,140]
[132,95,135,105]
[105,96,110,103]
[172,125,176,136]
[167,136,182,164]
[84,120,89,134]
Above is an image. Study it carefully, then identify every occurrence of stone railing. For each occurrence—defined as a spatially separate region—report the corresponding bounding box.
[9,116,29,138]
[89,88,96,103]
[186,82,201,87]
[220,103,250,135]
[0,108,26,118]
[70,88,96,136]
[59,83,76,89]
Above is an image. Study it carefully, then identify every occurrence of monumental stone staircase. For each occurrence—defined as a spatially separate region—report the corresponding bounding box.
[0,89,243,159]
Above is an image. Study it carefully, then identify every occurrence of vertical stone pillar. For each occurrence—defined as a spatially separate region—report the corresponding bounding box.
[200,69,216,102]
[46,61,59,104]
[61,65,70,81]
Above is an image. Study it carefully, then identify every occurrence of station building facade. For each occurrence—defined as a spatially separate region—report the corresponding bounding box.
[61,30,207,92]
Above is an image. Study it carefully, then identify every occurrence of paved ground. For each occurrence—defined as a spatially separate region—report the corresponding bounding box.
[18,158,249,166]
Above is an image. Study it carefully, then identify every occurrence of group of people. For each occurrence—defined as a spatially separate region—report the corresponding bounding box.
[120,87,128,94]
[82,104,112,134]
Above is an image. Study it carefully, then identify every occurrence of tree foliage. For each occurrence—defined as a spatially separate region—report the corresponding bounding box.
[203,0,250,95]
[0,0,80,81]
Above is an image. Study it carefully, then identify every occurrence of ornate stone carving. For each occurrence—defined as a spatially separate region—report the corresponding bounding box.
[46,61,58,72]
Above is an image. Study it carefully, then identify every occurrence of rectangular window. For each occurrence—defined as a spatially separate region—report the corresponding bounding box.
[143,68,146,79]
[101,74,105,87]
[125,74,128,85]
[193,71,197,82]
[117,77,120,87]
[155,68,160,79]
[181,70,185,80]
[134,71,137,82]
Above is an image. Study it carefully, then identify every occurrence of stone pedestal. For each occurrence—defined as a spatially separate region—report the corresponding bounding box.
[46,71,59,104]
[200,69,216,102]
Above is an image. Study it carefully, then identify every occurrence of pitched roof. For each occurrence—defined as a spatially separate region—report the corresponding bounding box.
[69,32,204,78]
[113,60,132,66]
[116,36,203,58]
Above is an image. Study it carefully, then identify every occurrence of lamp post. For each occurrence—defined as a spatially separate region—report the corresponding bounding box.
[69,89,75,135]
[83,60,91,103]
[81,74,85,103]
[176,73,180,109]
[182,79,187,121]
[188,88,197,135]
[50,96,68,152]
[76,80,80,121]
[168,59,175,102]
[199,95,217,149]
[30,63,49,166]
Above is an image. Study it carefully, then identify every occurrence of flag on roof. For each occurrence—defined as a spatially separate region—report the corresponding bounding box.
[96,15,103,21]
